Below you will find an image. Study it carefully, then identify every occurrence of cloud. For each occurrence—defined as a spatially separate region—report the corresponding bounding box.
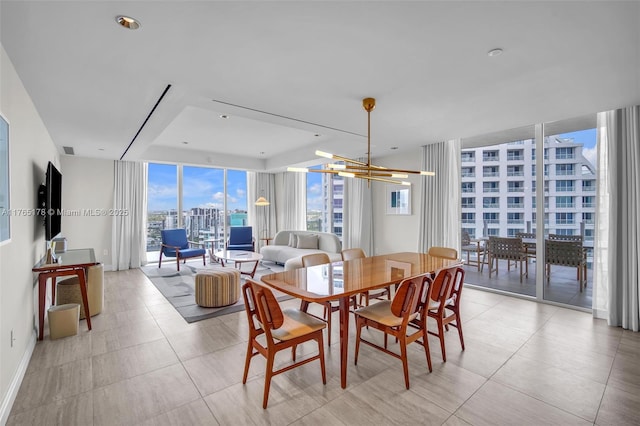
[582,147,597,168]
[307,196,323,211]
[212,192,225,202]
[236,188,246,197]
[308,183,322,195]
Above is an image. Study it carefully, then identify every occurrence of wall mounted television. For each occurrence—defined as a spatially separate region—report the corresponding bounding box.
[38,161,62,241]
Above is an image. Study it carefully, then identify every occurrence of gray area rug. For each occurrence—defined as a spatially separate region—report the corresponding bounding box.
[140,260,286,323]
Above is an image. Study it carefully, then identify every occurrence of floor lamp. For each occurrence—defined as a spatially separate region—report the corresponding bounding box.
[255,195,270,246]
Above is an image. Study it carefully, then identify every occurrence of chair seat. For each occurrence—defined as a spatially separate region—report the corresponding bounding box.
[270,309,327,341]
[355,301,419,327]
[164,247,206,257]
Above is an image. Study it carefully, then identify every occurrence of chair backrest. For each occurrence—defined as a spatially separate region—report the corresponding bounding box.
[548,233,583,242]
[390,275,423,320]
[488,236,524,260]
[302,253,331,267]
[461,230,471,246]
[447,267,465,307]
[428,246,458,260]
[427,268,456,314]
[229,226,253,244]
[515,232,536,239]
[249,281,285,338]
[341,248,366,261]
[545,239,584,266]
[242,282,264,338]
[161,229,189,251]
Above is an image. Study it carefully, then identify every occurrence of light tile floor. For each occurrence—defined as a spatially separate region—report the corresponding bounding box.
[8,265,640,425]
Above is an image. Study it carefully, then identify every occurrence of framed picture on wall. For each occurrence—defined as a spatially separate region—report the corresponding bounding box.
[386,185,411,215]
[0,113,9,243]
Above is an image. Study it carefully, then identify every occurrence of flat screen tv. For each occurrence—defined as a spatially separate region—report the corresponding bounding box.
[38,161,62,241]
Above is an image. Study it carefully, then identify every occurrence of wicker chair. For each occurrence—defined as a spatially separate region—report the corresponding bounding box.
[545,239,587,292]
[515,232,536,262]
[460,230,486,271]
[487,236,528,283]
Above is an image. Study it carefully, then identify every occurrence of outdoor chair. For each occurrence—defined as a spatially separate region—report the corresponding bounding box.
[516,232,537,262]
[158,229,206,271]
[242,281,326,408]
[461,230,486,271]
[487,236,528,283]
[226,226,255,252]
[545,239,588,292]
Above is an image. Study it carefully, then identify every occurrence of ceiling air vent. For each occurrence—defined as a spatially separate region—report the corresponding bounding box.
[63,146,75,155]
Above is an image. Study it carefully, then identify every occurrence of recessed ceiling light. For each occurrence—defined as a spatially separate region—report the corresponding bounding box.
[390,146,399,150]
[314,134,320,137]
[259,151,265,155]
[487,48,503,57]
[182,141,189,145]
[220,114,229,119]
[116,15,141,30]
[98,148,105,151]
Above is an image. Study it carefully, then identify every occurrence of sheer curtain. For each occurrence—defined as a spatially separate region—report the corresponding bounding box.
[343,173,373,255]
[112,161,147,270]
[596,106,640,330]
[279,171,306,231]
[247,172,276,246]
[418,140,461,252]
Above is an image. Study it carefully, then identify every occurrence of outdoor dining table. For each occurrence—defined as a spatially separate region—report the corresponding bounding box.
[259,251,463,389]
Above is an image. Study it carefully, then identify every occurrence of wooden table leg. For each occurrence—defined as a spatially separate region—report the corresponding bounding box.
[339,296,349,389]
[248,260,260,278]
[38,273,48,340]
[76,268,92,331]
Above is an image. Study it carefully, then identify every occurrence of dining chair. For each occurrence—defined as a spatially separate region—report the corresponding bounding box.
[406,267,456,362]
[241,281,327,408]
[428,246,458,260]
[516,232,537,263]
[460,231,486,272]
[442,267,466,353]
[544,239,588,291]
[158,228,206,271]
[300,253,353,345]
[341,248,391,306]
[354,274,431,389]
[487,236,528,283]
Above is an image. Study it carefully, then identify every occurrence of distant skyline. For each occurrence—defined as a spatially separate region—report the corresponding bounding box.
[149,128,597,212]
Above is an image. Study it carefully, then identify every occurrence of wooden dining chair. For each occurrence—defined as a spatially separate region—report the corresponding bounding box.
[442,267,466,353]
[341,248,391,306]
[428,246,458,260]
[407,267,456,362]
[354,274,431,389]
[242,281,327,408]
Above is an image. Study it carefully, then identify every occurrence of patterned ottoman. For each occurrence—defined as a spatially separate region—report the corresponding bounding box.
[195,269,241,307]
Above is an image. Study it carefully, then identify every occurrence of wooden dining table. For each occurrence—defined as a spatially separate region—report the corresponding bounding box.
[259,251,463,389]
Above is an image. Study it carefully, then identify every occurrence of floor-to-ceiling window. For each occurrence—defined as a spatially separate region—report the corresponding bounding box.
[306,165,343,239]
[461,118,596,310]
[146,163,247,260]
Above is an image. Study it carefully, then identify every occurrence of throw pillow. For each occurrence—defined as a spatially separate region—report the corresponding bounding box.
[297,234,319,249]
[288,233,298,247]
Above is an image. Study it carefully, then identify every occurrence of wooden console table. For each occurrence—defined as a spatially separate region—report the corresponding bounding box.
[32,248,98,340]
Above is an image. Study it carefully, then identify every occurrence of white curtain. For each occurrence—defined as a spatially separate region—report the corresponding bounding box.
[596,106,640,330]
[112,161,147,270]
[279,171,306,231]
[418,140,461,253]
[343,172,373,255]
[247,172,276,248]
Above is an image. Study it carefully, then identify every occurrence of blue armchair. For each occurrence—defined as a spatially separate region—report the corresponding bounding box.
[159,229,206,271]
[227,226,255,252]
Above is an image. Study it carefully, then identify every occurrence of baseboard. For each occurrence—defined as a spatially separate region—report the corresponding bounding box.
[0,330,36,425]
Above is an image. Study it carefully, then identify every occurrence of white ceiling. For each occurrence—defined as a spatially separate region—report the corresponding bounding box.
[1,1,639,171]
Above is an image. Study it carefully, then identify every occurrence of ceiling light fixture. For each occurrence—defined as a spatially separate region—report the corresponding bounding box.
[487,48,503,57]
[288,98,434,186]
[115,15,141,30]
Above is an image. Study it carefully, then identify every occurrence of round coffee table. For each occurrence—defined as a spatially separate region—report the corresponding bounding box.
[214,249,264,278]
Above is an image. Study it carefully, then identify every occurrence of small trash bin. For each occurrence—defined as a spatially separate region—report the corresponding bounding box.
[47,303,80,340]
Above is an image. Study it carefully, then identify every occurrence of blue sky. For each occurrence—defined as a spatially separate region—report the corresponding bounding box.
[557,129,597,166]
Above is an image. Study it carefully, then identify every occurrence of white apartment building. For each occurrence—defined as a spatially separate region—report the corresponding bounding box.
[461,136,596,244]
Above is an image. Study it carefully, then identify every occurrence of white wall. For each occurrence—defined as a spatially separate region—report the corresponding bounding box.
[372,148,424,255]
[60,156,114,269]
[0,45,60,421]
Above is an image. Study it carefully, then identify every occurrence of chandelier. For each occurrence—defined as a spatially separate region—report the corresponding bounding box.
[288,97,434,185]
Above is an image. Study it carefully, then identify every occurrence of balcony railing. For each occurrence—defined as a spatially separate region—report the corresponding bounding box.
[507,155,524,161]
[484,219,500,224]
[483,203,499,208]
[507,171,524,177]
[462,203,476,209]
[556,153,576,160]
[462,188,475,193]
[483,188,499,193]
[461,172,475,178]
[483,156,499,162]
[556,203,576,208]
[583,202,595,208]
[507,187,524,192]
[582,186,596,192]
[555,219,576,225]
[507,219,524,224]
[507,203,524,208]
[483,172,499,177]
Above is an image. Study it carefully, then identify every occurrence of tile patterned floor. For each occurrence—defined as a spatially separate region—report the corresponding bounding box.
[8,264,640,425]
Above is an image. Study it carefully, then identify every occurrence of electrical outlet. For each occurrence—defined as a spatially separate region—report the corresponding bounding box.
[103,249,108,256]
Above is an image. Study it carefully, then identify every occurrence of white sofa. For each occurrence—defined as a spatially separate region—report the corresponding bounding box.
[260,230,342,270]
